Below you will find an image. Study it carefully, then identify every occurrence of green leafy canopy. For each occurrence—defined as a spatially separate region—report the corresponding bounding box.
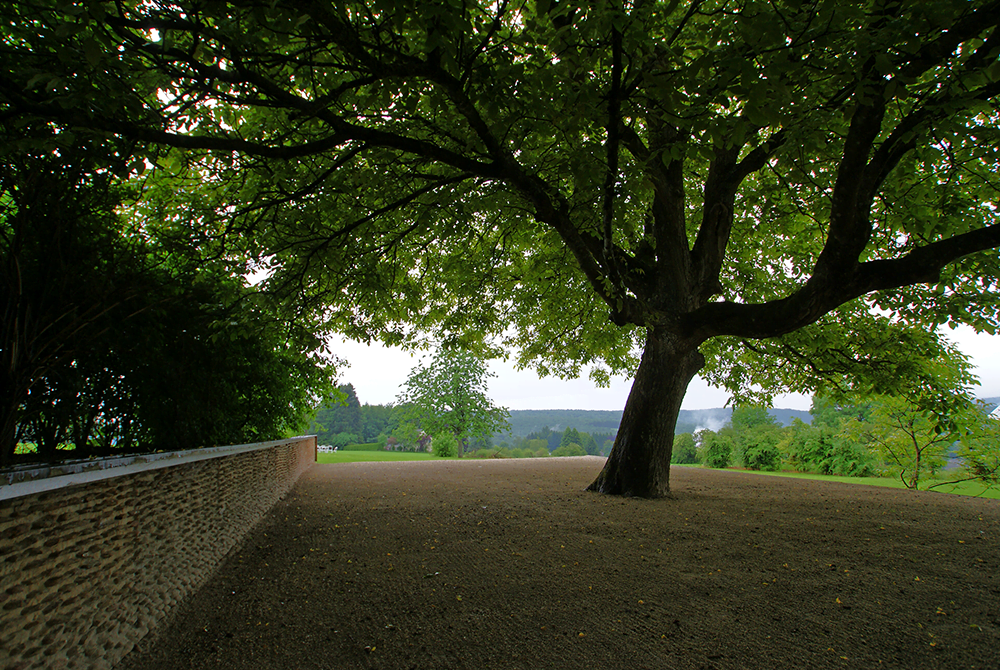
[5,1,999,388]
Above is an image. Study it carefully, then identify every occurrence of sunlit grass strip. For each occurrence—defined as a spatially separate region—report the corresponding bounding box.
[317,451,450,463]
[728,468,1000,499]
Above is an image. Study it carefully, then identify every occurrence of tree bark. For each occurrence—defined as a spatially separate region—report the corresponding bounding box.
[587,328,705,498]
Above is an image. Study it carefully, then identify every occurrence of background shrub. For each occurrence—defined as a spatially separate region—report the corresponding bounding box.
[551,443,586,457]
[699,431,733,469]
[671,433,698,464]
[742,441,782,471]
[432,433,458,458]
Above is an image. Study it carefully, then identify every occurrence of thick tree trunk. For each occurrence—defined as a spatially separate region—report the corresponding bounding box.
[588,329,705,498]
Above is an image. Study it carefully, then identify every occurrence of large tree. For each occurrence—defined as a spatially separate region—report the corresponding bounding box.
[5,1,1000,495]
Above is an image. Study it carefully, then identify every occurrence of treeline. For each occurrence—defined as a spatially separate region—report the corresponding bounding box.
[490,426,614,458]
[498,407,812,442]
[310,386,1000,488]
[498,410,624,440]
[680,401,876,475]
[675,396,1000,490]
[309,384,410,447]
[310,384,449,452]
[309,385,612,456]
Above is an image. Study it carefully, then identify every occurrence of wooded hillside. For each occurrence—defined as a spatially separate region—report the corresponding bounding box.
[497,407,814,440]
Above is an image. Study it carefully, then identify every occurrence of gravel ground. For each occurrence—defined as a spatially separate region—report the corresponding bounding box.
[117,457,1000,670]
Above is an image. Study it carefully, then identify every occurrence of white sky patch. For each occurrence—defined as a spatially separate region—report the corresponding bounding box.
[331,337,811,411]
[329,325,1000,412]
[943,324,1000,398]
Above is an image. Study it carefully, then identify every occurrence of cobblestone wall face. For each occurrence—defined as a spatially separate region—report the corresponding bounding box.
[0,437,315,670]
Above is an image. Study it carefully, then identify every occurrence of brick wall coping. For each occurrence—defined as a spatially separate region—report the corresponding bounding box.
[0,436,316,501]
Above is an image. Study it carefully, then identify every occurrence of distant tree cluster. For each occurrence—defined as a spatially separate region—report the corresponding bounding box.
[684,395,1000,491]
[308,385,407,449]
[309,385,364,448]
[310,347,512,457]
[308,388,611,460]
[480,426,613,459]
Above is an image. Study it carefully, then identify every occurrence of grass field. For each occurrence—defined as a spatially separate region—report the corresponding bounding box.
[719,467,1000,499]
[317,451,447,463]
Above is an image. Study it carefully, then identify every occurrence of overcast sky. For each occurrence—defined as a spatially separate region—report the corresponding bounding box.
[330,324,1000,412]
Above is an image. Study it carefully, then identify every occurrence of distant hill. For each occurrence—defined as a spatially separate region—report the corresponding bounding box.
[979,396,1000,412]
[502,410,624,438]
[499,395,1000,440]
[500,406,812,439]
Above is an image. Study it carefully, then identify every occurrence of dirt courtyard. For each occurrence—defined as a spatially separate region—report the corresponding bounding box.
[119,457,999,670]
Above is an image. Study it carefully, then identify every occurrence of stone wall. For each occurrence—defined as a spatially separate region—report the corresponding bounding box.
[0,436,316,670]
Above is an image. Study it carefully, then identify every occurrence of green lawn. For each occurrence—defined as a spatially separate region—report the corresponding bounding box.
[317,451,449,463]
[728,468,1000,499]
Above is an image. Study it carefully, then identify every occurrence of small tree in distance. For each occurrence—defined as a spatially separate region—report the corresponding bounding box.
[560,428,584,451]
[730,406,783,471]
[698,430,734,470]
[390,423,422,451]
[552,442,587,457]
[845,395,956,489]
[397,348,510,458]
[841,347,986,489]
[670,433,698,465]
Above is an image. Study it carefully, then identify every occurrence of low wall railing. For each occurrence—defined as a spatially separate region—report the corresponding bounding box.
[0,436,317,670]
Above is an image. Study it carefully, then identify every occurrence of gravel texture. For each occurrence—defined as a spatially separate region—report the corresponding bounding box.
[117,457,999,670]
